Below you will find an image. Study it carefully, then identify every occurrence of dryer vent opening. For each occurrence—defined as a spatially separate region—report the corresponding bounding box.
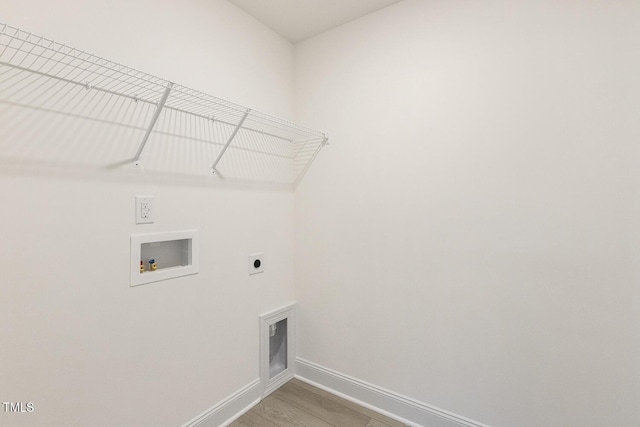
[260,304,295,397]
[269,319,288,379]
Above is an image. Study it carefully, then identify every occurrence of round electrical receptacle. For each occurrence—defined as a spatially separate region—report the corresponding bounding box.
[254,259,261,269]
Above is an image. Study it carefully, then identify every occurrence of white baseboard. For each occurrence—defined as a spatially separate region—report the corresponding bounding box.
[180,378,261,427]
[295,358,492,427]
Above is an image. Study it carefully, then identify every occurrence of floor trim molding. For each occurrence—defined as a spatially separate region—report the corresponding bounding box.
[295,358,492,427]
[180,378,261,427]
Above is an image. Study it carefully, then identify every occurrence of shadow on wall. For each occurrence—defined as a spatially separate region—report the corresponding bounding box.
[0,94,304,190]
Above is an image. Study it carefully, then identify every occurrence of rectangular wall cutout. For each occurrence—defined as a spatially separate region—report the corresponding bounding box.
[260,303,296,397]
[130,230,199,287]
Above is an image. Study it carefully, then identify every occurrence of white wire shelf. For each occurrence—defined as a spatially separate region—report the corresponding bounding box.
[0,23,328,186]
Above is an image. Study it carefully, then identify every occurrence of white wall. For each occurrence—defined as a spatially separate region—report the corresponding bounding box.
[0,1,295,426]
[294,1,640,426]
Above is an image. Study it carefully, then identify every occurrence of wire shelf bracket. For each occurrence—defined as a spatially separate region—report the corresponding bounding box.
[211,109,250,175]
[133,81,174,167]
[294,135,329,187]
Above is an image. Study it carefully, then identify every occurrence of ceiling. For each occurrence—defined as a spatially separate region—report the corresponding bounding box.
[228,0,403,44]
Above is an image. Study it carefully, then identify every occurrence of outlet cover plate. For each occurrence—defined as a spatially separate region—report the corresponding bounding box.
[249,253,264,275]
[136,196,154,224]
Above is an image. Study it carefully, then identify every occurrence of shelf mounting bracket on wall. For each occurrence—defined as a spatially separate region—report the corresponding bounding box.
[133,81,174,167]
[293,135,329,187]
[211,109,250,175]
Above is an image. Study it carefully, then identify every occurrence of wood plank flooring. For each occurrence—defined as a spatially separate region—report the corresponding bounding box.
[229,379,407,427]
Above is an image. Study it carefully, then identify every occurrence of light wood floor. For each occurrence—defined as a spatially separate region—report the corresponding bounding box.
[229,379,407,427]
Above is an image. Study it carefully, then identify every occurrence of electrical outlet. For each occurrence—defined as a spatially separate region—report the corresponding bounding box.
[249,253,264,275]
[135,196,154,224]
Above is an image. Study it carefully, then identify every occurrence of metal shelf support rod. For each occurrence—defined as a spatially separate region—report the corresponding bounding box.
[211,109,250,174]
[133,81,174,165]
[294,136,328,188]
